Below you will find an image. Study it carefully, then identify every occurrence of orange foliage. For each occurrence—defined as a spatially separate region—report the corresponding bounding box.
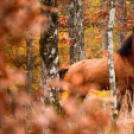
[60,37,74,47]
[103,49,108,57]
[59,16,68,28]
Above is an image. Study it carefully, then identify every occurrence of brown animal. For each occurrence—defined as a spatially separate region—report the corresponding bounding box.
[59,33,134,115]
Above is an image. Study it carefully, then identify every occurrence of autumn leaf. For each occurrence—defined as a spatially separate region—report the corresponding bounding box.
[103,49,107,57]
[95,34,102,39]
[56,0,60,5]
[67,38,74,47]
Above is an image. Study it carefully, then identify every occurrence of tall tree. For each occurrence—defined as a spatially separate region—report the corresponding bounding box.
[26,38,33,94]
[130,1,134,18]
[40,58,46,87]
[107,0,117,115]
[101,0,108,57]
[68,0,85,64]
[117,0,126,49]
[39,0,60,109]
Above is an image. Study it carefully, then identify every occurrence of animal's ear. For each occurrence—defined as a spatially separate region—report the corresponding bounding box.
[58,68,69,80]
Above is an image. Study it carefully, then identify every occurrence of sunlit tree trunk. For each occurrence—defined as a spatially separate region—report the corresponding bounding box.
[26,38,33,94]
[107,0,117,113]
[117,0,126,49]
[68,0,85,64]
[39,0,61,111]
[101,0,108,57]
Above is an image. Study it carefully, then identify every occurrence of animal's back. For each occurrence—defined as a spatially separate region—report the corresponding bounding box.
[66,52,134,89]
[66,57,109,88]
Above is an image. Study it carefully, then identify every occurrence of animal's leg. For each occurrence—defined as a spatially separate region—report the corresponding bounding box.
[116,89,124,111]
[127,86,133,118]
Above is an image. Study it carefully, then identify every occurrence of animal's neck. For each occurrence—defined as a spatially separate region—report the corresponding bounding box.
[115,51,134,65]
[128,41,134,64]
[127,56,134,65]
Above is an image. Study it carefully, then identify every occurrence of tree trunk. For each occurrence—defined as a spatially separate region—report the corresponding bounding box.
[107,0,117,113]
[40,58,46,87]
[130,1,134,19]
[39,0,61,111]
[26,38,33,94]
[117,0,126,49]
[101,0,108,57]
[68,0,85,65]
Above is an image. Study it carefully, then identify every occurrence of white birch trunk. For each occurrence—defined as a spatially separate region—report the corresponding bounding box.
[107,0,117,112]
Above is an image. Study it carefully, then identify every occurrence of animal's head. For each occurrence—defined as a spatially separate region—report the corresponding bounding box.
[117,33,134,57]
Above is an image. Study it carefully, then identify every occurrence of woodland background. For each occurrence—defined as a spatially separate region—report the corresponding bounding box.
[1,0,134,134]
[6,0,133,92]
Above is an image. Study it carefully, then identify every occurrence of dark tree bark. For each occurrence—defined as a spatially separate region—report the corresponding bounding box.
[117,0,126,49]
[26,38,33,94]
[40,58,46,87]
[68,0,85,65]
[40,0,59,80]
[39,0,61,111]
[101,0,108,57]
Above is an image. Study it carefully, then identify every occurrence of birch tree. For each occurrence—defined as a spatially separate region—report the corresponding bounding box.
[117,0,126,49]
[68,0,85,64]
[101,0,108,57]
[39,0,61,110]
[107,0,117,115]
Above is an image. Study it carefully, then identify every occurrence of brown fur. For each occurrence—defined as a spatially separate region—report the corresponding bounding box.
[66,52,134,89]
[60,34,134,113]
